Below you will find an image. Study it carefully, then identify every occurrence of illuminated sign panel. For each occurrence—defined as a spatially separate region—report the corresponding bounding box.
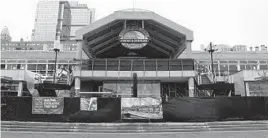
[119,27,150,49]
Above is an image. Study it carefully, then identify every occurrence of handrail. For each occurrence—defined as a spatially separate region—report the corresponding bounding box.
[206,71,214,83]
[78,58,195,72]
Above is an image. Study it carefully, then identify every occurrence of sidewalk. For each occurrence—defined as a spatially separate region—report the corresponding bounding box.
[2,120,268,133]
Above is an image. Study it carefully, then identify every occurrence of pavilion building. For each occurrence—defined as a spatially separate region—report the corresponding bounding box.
[73,9,197,98]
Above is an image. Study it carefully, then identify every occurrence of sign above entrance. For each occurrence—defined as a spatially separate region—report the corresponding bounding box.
[119,27,150,49]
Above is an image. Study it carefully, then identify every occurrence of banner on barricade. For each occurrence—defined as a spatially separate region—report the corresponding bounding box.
[80,97,97,111]
[121,97,163,119]
[32,97,64,114]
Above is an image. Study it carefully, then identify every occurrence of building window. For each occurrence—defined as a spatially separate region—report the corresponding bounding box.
[219,64,228,74]
[27,64,37,70]
[120,59,132,71]
[38,60,47,63]
[240,60,247,64]
[17,64,21,69]
[145,60,156,71]
[240,65,246,70]
[7,60,17,63]
[18,60,26,63]
[246,65,251,70]
[48,60,55,63]
[20,64,26,70]
[228,60,238,63]
[229,65,238,74]
[107,59,119,71]
[6,64,17,70]
[58,60,68,63]
[219,60,228,63]
[93,59,106,70]
[157,60,169,71]
[170,60,182,71]
[260,65,268,70]
[37,64,46,70]
[259,60,266,64]
[48,64,54,71]
[28,60,38,63]
[199,60,209,64]
[1,64,6,69]
[248,60,258,64]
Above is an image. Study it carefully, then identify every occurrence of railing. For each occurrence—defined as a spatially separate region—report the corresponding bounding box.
[80,58,196,71]
[206,71,214,83]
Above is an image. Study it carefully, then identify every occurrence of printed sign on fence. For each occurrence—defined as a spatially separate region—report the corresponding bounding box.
[248,81,268,96]
[121,97,163,119]
[32,97,64,114]
[80,97,97,111]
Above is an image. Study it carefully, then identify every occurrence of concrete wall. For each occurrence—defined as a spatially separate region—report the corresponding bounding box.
[243,70,268,81]
[229,71,245,96]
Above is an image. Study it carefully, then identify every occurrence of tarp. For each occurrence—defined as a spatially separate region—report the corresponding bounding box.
[163,97,268,121]
[1,97,268,122]
[68,98,121,122]
[1,97,80,122]
[24,70,39,96]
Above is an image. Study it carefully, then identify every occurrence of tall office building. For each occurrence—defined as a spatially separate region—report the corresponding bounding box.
[31,1,71,41]
[68,1,95,40]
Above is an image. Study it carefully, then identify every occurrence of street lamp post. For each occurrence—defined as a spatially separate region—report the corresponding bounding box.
[205,42,217,83]
[53,48,60,84]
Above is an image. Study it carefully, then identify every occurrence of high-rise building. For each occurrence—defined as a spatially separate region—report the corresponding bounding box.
[1,26,12,42]
[68,1,95,40]
[31,1,71,41]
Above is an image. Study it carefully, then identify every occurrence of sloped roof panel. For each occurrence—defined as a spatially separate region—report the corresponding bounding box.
[76,10,193,41]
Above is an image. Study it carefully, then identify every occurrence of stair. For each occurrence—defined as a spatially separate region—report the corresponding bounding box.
[2,121,268,133]
[201,74,212,84]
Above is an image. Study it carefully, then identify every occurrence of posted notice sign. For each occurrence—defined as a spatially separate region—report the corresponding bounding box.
[121,97,163,119]
[32,97,64,114]
[80,97,97,111]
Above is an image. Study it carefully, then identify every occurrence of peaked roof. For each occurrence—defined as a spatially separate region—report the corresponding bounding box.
[76,9,193,41]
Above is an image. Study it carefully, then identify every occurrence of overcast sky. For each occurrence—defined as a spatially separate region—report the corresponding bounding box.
[0,0,267,50]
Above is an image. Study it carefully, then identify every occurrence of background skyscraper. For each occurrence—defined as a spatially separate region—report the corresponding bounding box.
[68,1,95,40]
[31,1,71,41]
[31,0,95,41]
